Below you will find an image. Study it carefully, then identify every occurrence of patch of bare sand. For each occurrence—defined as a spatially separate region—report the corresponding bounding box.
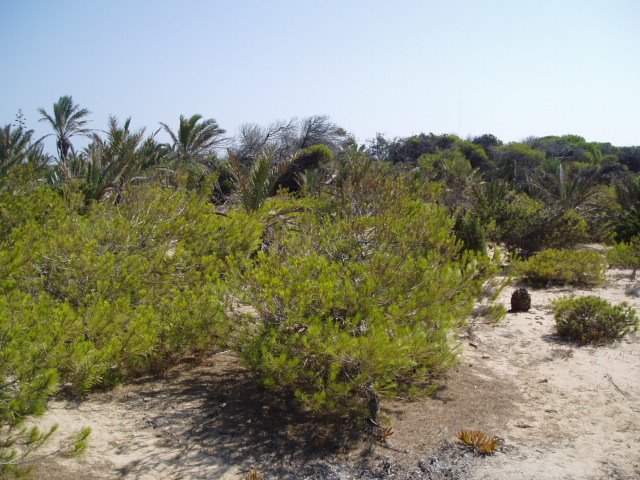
[466,269,640,480]
[34,269,640,479]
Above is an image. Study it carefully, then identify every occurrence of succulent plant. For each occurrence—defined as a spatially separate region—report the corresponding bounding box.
[511,288,531,312]
[457,430,503,454]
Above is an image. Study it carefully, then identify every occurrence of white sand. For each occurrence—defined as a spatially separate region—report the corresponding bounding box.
[469,269,639,480]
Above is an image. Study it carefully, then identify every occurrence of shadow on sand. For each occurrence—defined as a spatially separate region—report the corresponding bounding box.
[103,353,369,479]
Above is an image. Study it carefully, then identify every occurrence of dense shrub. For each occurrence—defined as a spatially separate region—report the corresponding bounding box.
[0,290,60,473]
[607,238,640,269]
[0,176,265,473]
[1,180,263,393]
[454,210,487,252]
[544,209,590,249]
[552,296,639,344]
[495,193,588,254]
[515,249,607,287]
[231,193,497,417]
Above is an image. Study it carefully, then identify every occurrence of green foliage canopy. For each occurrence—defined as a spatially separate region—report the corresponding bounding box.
[231,171,497,416]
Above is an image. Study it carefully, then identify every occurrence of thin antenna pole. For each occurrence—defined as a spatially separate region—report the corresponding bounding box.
[457,94,461,135]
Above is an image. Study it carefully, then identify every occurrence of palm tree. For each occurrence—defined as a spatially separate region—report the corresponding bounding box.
[533,164,600,210]
[228,145,334,211]
[82,117,163,203]
[0,124,50,178]
[38,95,91,171]
[0,124,33,173]
[159,114,225,170]
[229,150,274,212]
[613,174,640,241]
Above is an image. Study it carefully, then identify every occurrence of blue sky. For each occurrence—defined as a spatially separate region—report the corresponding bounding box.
[1,0,639,149]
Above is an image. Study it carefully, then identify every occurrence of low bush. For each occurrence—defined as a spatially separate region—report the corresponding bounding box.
[552,296,639,344]
[515,249,607,287]
[607,237,640,269]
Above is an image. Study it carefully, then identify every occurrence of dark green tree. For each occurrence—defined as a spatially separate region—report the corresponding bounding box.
[493,142,545,191]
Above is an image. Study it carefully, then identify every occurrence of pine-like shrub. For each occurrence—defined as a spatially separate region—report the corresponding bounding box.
[607,237,640,269]
[1,181,263,393]
[454,210,487,252]
[0,291,61,476]
[231,193,497,417]
[1,176,265,472]
[0,168,100,474]
[552,296,639,344]
[515,249,607,287]
[495,193,589,254]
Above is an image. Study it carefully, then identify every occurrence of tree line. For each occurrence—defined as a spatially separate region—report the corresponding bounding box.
[2,95,638,247]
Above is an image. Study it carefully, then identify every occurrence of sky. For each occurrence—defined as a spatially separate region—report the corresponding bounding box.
[1,0,639,151]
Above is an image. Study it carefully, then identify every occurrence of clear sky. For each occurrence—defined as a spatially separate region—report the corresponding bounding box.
[1,0,639,149]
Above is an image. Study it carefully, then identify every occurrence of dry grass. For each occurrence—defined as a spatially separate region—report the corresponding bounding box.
[243,467,264,480]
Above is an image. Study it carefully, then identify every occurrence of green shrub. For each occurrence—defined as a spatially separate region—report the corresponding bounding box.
[2,175,268,471]
[231,194,496,417]
[0,291,93,477]
[495,193,588,254]
[612,175,640,242]
[1,181,263,393]
[515,249,607,287]
[607,238,640,269]
[552,296,639,344]
[493,193,541,252]
[454,210,487,252]
[546,209,590,249]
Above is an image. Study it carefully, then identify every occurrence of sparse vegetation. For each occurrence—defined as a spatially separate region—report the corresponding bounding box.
[475,304,508,323]
[487,304,508,323]
[552,296,639,344]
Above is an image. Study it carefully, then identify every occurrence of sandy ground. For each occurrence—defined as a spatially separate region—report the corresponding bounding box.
[464,269,640,480]
[32,268,640,479]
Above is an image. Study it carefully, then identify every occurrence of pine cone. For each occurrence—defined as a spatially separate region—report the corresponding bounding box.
[511,288,531,312]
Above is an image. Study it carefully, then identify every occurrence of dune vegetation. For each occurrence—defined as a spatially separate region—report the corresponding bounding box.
[1,96,639,476]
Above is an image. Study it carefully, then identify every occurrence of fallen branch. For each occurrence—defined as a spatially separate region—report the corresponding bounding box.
[604,374,628,398]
